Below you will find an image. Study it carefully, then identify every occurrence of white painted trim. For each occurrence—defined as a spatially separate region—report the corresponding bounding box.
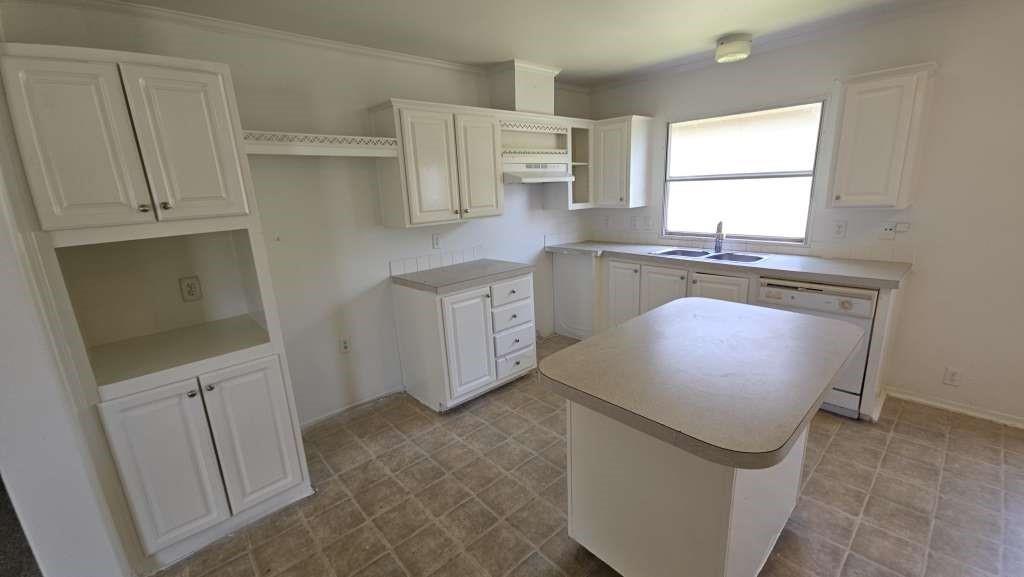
[2,0,485,75]
[885,387,1024,429]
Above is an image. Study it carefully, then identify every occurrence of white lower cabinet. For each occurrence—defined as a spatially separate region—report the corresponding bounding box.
[640,265,688,313]
[606,261,641,326]
[690,273,750,303]
[99,355,301,555]
[393,272,537,411]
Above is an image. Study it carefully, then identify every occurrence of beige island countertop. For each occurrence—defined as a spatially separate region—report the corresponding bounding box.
[539,297,865,468]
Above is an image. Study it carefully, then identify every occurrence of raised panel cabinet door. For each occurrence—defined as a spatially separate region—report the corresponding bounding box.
[120,64,250,221]
[455,113,503,218]
[691,273,750,304]
[594,119,628,207]
[443,287,497,400]
[399,107,461,224]
[199,355,302,514]
[606,261,641,326]
[832,72,921,207]
[1,57,155,229]
[98,378,230,554]
[640,265,688,313]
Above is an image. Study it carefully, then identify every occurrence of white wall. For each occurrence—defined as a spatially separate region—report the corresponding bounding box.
[0,1,587,425]
[588,0,1024,422]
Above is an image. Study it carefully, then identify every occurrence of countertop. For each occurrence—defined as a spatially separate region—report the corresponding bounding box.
[390,258,534,294]
[545,241,911,290]
[539,297,865,469]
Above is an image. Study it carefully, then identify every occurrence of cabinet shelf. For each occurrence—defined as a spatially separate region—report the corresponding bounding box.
[88,315,270,386]
[243,130,399,158]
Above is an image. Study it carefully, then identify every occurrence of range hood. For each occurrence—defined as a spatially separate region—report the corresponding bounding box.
[503,163,575,184]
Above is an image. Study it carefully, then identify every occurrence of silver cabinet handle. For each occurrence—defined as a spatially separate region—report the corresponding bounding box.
[160,201,173,210]
[138,204,151,213]
[205,384,215,392]
[463,208,470,214]
[186,390,198,398]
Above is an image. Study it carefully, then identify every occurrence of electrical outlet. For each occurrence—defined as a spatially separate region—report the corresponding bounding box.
[942,367,961,387]
[832,220,848,239]
[879,222,897,240]
[894,222,912,233]
[603,215,611,229]
[340,338,351,354]
[431,234,441,250]
[630,216,641,231]
[178,276,202,302]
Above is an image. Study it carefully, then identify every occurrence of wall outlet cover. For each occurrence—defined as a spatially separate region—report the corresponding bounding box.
[879,222,897,240]
[942,367,961,387]
[178,276,203,302]
[431,234,441,250]
[832,220,848,239]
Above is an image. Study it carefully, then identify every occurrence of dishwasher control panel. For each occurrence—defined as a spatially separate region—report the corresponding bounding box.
[757,279,876,318]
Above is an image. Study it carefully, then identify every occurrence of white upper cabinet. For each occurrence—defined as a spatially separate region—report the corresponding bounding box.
[442,287,497,400]
[1,57,155,229]
[594,115,651,208]
[120,64,250,220]
[640,265,688,313]
[398,107,461,225]
[690,273,749,304]
[606,260,641,326]
[830,64,933,208]
[455,113,503,218]
[99,378,230,555]
[199,356,301,514]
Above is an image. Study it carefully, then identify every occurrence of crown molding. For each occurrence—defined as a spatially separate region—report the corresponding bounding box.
[554,82,591,95]
[2,0,488,76]
[590,0,963,93]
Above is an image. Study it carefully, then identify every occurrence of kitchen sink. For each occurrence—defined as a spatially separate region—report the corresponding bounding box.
[653,248,712,258]
[704,252,765,263]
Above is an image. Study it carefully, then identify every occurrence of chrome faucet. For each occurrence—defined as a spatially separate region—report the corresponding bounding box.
[713,221,725,253]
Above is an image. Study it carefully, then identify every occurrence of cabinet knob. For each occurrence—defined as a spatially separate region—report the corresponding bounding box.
[137,204,151,213]
[453,209,460,214]
[514,361,521,366]
[619,197,624,202]
[186,390,198,398]
[692,279,698,284]
[510,289,517,294]
[834,195,841,200]
[160,201,174,210]
[633,269,638,274]
[514,338,520,344]
[484,293,490,298]
[680,276,686,280]
[205,384,215,392]
[511,314,518,319]
[463,208,470,214]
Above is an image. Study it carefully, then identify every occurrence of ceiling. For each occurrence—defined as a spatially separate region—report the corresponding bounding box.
[118,0,913,84]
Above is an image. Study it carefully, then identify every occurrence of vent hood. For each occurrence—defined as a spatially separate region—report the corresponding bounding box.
[503,163,575,184]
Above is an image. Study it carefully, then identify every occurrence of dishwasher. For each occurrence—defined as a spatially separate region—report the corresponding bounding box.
[756,278,878,418]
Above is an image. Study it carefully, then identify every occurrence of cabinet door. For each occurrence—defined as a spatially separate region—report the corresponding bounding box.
[120,64,250,221]
[443,287,497,400]
[455,113,503,218]
[594,119,629,207]
[99,378,229,554]
[200,356,302,514]
[399,108,461,224]
[832,72,923,207]
[606,261,641,326]
[690,273,749,303]
[1,57,155,230]
[640,265,688,313]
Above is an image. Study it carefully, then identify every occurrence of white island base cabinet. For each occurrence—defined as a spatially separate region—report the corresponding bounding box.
[568,401,805,577]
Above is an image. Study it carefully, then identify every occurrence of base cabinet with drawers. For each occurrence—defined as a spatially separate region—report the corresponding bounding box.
[393,273,537,411]
[99,355,303,555]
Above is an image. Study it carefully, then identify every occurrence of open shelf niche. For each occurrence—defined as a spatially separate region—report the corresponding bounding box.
[541,124,595,211]
[56,230,270,387]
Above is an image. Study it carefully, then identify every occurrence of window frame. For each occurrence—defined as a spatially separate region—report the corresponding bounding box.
[661,98,829,245]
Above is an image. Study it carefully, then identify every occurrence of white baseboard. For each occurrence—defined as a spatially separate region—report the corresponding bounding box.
[300,385,405,430]
[884,386,1024,429]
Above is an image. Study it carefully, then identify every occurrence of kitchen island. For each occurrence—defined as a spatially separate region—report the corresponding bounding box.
[539,298,865,577]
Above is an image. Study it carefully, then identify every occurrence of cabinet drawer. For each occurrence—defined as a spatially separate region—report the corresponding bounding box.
[494,323,535,357]
[497,346,536,380]
[491,276,532,307]
[492,299,534,333]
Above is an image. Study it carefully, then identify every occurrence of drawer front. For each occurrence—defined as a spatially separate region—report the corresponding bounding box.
[491,275,533,307]
[492,299,535,333]
[497,346,537,380]
[494,323,535,357]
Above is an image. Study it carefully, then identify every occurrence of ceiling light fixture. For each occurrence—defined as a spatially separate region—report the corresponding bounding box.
[715,33,752,64]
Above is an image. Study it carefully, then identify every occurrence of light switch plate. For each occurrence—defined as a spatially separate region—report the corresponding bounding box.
[179,276,203,302]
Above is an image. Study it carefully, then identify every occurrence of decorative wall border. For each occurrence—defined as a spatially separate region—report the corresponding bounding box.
[499,120,569,135]
[243,130,398,157]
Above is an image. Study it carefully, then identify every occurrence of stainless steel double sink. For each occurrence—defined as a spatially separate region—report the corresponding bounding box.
[650,248,765,263]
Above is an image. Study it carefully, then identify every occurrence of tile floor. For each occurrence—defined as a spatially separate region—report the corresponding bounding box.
[156,334,1024,577]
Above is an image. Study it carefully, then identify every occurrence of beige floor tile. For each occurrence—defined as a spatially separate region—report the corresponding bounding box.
[376,444,427,475]
[461,425,508,452]
[432,441,480,472]
[412,427,459,454]
[929,520,1000,575]
[507,552,563,577]
[351,553,403,577]
[201,554,256,577]
[539,440,567,470]
[513,457,562,494]
[850,523,925,577]
[507,499,566,546]
[492,412,533,437]
[189,531,250,577]
[789,498,857,547]
[363,427,408,457]
[372,498,431,546]
[251,523,317,577]
[306,454,335,486]
[826,436,884,470]
[354,478,410,517]
[949,427,1001,450]
[275,553,334,577]
[454,458,504,494]
[445,413,488,438]
[1004,545,1024,575]
[393,523,458,577]
[934,497,1001,543]
[892,422,947,450]
[307,499,367,547]
[485,440,535,472]
[430,554,488,577]
[465,522,534,577]
[861,495,931,545]
[536,411,566,436]
[879,453,940,490]
[395,459,446,493]
[943,453,1001,488]
[772,522,846,577]
[885,436,944,468]
[810,412,844,436]
[834,420,890,449]
[339,460,392,495]
[1005,450,1024,471]
[517,401,558,423]
[758,554,818,577]
[814,454,877,491]
[947,437,1002,467]
[840,553,902,577]
[299,477,351,519]
[440,498,498,544]
[322,442,374,475]
[347,416,394,440]
[940,472,1003,513]
[801,474,868,517]
[923,552,995,577]
[538,476,567,516]
[392,413,438,438]
[870,472,937,515]
[322,524,387,577]
[415,476,472,517]
[513,426,559,453]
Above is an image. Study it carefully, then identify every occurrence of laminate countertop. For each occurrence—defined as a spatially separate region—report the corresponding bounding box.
[545,241,911,290]
[539,297,865,469]
[390,259,534,294]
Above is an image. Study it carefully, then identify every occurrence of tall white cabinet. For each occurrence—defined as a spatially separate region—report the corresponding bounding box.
[594,116,652,208]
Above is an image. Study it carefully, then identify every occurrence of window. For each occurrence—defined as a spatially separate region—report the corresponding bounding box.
[664,102,824,243]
